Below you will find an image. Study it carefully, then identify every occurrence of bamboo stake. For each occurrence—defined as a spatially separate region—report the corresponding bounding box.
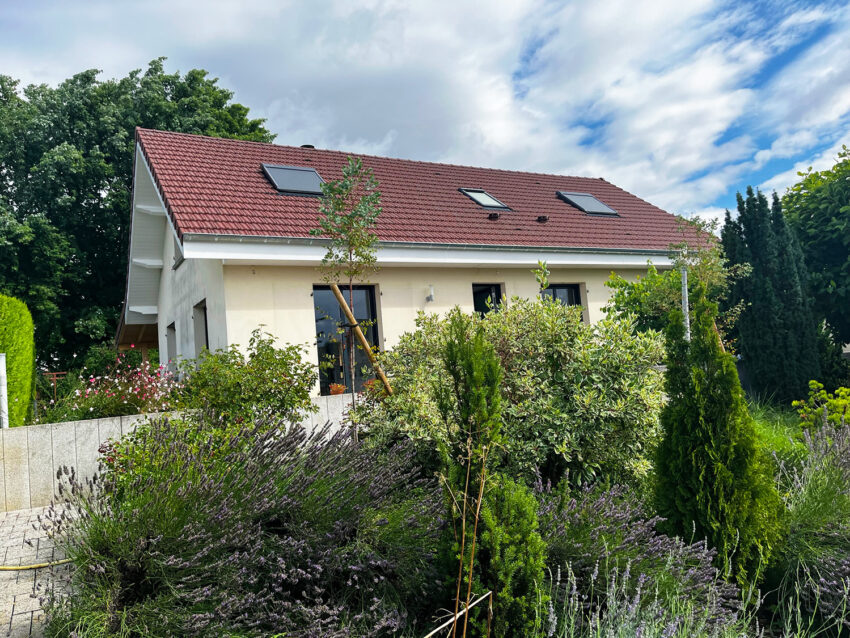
[328,282,393,396]
[421,592,492,638]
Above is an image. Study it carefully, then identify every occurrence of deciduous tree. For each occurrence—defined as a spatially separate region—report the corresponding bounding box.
[0,59,273,366]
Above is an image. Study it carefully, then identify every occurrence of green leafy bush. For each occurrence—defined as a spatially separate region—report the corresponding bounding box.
[794,380,849,430]
[655,287,785,586]
[0,294,34,426]
[356,297,664,486]
[177,328,315,427]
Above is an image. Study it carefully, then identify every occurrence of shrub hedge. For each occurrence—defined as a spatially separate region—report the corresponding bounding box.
[0,294,35,427]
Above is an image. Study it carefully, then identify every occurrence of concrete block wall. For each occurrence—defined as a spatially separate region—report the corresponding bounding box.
[0,395,350,512]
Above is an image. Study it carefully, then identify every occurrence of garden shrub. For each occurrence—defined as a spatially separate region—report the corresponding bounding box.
[35,352,179,423]
[43,417,444,637]
[655,286,784,586]
[537,483,742,630]
[436,312,548,637]
[474,474,547,637]
[766,421,850,633]
[794,380,849,430]
[177,328,315,427]
[538,563,753,638]
[356,297,664,486]
[0,294,34,426]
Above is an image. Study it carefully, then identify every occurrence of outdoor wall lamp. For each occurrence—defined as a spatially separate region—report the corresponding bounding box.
[425,285,435,303]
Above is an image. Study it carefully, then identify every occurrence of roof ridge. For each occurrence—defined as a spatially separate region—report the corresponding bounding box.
[135,127,606,183]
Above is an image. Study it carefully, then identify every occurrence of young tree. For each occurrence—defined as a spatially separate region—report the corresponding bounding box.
[0,60,273,365]
[655,286,784,586]
[606,216,748,342]
[311,157,382,403]
[783,147,850,345]
[721,187,820,403]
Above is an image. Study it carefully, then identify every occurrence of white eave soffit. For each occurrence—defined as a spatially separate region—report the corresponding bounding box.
[179,236,673,268]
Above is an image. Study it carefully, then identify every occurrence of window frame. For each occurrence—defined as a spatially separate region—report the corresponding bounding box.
[556,191,619,216]
[459,188,511,210]
[471,283,504,315]
[313,284,380,396]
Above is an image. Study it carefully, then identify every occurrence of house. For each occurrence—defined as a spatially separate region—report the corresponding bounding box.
[118,128,696,395]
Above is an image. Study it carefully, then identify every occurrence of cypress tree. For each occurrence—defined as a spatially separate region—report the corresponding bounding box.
[655,285,783,586]
[722,187,820,404]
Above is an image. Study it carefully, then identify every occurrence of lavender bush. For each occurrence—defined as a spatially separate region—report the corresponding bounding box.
[537,484,742,631]
[768,421,850,633]
[538,564,758,638]
[41,417,444,637]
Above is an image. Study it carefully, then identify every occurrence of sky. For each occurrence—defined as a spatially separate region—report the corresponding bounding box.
[2,0,849,225]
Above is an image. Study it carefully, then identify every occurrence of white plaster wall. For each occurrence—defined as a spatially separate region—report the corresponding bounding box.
[156,236,228,366]
[222,264,651,390]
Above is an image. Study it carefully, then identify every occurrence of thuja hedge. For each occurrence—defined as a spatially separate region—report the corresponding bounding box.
[0,294,34,427]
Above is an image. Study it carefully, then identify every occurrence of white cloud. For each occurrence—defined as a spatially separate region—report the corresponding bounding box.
[0,0,848,217]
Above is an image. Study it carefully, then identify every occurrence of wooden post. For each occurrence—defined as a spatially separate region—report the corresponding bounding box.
[329,283,393,396]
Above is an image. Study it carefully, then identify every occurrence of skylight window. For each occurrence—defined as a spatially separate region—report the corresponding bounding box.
[556,191,618,216]
[459,188,510,209]
[262,164,324,195]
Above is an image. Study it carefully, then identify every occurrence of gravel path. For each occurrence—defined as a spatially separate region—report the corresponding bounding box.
[0,507,67,638]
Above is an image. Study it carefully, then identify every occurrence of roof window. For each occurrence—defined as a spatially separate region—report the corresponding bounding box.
[459,188,510,210]
[262,163,324,195]
[556,191,618,216]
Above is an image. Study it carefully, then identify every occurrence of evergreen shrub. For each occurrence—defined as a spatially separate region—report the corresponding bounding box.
[655,286,784,586]
[0,294,35,426]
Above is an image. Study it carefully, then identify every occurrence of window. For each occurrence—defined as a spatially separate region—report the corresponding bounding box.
[459,188,510,209]
[556,191,618,216]
[193,300,208,359]
[261,164,324,195]
[541,284,582,307]
[472,283,503,315]
[313,285,379,395]
[165,322,177,371]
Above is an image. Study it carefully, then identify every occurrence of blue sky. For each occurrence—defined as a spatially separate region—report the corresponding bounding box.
[1,0,849,225]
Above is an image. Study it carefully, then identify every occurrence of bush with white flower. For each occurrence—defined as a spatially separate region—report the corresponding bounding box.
[35,348,180,423]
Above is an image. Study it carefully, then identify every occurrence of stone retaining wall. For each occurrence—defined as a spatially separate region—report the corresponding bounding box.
[0,394,351,512]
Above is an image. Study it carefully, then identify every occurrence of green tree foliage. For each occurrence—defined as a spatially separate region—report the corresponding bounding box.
[310,157,382,398]
[356,297,664,487]
[0,294,35,427]
[0,59,273,366]
[655,286,784,586]
[783,147,850,345]
[721,188,820,403]
[605,217,747,341]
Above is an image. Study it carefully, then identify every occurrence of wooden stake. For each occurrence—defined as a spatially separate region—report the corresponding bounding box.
[329,283,393,396]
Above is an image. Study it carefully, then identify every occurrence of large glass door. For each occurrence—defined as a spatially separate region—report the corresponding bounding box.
[313,285,378,395]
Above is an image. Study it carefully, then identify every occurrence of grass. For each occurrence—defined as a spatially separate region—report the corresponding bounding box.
[749,400,807,468]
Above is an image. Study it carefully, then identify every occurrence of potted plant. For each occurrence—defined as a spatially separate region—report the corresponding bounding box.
[329,382,346,395]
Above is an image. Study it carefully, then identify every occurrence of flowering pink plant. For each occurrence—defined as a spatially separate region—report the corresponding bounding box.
[36,351,181,423]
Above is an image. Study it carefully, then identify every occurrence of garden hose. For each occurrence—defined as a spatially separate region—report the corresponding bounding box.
[0,558,71,571]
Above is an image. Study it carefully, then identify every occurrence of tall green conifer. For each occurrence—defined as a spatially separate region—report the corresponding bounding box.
[655,286,783,586]
[721,187,820,403]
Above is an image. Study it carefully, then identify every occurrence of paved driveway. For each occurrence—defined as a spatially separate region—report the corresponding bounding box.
[0,507,67,638]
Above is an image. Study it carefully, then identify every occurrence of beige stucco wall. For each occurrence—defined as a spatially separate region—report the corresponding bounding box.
[221,264,649,388]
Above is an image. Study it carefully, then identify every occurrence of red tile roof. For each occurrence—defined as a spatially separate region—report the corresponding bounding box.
[136,128,698,251]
